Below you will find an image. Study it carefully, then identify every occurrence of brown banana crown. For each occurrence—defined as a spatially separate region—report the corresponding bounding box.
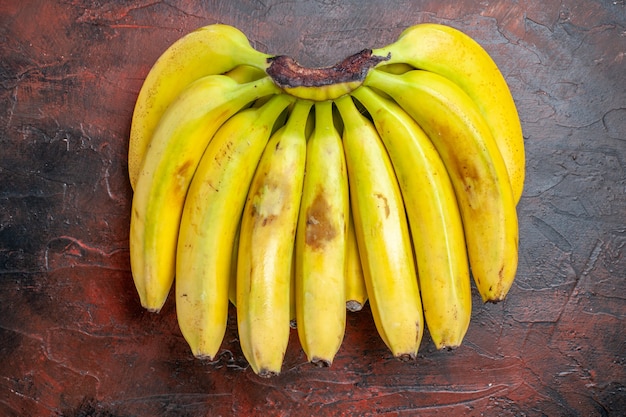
[265,49,389,100]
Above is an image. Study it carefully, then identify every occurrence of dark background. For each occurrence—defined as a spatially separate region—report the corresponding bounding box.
[1,1,625,416]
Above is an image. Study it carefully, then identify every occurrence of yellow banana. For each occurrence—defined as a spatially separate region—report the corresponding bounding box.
[365,69,518,303]
[128,24,270,189]
[129,75,279,312]
[295,100,349,366]
[349,87,471,349]
[372,23,525,204]
[175,94,293,360]
[288,105,316,330]
[345,212,368,312]
[335,95,424,357]
[236,99,312,377]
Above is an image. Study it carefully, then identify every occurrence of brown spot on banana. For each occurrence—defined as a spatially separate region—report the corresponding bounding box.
[249,179,291,226]
[305,190,337,249]
[374,192,390,218]
[175,159,193,179]
[173,160,194,195]
[261,215,276,226]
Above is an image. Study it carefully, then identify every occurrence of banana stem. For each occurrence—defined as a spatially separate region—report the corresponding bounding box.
[265,50,389,100]
[364,67,397,90]
[246,75,284,98]
[287,99,314,133]
[267,50,387,88]
[314,99,333,125]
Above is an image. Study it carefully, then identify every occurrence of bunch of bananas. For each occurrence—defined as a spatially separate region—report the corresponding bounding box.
[128,23,524,377]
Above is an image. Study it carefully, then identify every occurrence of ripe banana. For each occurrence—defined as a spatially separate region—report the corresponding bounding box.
[236,99,312,377]
[345,213,368,312]
[335,95,423,358]
[128,24,271,189]
[372,23,525,204]
[129,75,276,311]
[129,75,279,312]
[365,69,519,303]
[175,94,293,360]
[295,100,349,366]
[349,87,471,350]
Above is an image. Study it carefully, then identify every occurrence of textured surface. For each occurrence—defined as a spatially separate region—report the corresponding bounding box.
[1,1,625,416]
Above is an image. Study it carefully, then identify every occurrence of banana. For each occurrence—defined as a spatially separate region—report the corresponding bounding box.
[289,103,316,330]
[372,23,525,204]
[128,24,271,189]
[349,87,471,349]
[295,100,349,366]
[365,69,518,303]
[335,95,424,357]
[129,75,279,312]
[236,99,312,377]
[175,94,293,360]
[345,213,368,312]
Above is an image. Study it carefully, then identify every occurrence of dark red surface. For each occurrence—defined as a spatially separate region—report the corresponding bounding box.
[1,1,625,416]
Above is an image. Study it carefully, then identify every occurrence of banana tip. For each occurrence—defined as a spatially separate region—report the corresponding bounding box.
[396,352,417,362]
[311,357,332,367]
[482,294,506,304]
[346,300,364,312]
[257,368,281,378]
[436,343,460,351]
[194,353,216,361]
